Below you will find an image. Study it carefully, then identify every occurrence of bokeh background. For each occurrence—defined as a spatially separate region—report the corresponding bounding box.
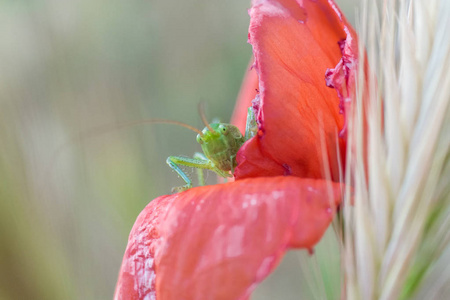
[0,0,355,299]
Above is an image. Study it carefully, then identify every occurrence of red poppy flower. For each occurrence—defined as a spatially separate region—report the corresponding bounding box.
[115,0,357,299]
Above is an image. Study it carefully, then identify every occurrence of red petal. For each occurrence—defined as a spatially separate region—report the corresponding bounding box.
[235,0,355,181]
[114,176,342,299]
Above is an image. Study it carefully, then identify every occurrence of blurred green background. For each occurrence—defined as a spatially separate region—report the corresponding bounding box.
[0,0,354,299]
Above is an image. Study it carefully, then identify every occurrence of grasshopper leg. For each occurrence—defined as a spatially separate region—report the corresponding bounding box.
[244,107,258,141]
[193,152,208,186]
[166,155,213,192]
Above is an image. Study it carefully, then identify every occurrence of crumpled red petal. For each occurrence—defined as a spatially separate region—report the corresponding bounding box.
[114,176,342,300]
[325,10,358,137]
[234,0,356,181]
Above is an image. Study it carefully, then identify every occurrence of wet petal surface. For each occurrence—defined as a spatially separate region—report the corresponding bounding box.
[115,176,342,300]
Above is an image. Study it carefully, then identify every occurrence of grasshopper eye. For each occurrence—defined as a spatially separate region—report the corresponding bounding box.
[219,125,228,135]
[196,134,203,144]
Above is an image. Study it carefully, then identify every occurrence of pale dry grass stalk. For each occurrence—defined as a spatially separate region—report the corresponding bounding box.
[342,0,450,299]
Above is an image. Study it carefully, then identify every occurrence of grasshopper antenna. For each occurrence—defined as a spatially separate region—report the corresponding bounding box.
[78,118,204,140]
[122,119,203,136]
[198,102,216,133]
[50,118,204,165]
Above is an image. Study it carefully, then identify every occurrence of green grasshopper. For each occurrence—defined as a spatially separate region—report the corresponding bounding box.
[166,107,257,192]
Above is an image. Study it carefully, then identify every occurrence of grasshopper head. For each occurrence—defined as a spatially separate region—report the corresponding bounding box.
[196,123,233,144]
[196,123,245,171]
